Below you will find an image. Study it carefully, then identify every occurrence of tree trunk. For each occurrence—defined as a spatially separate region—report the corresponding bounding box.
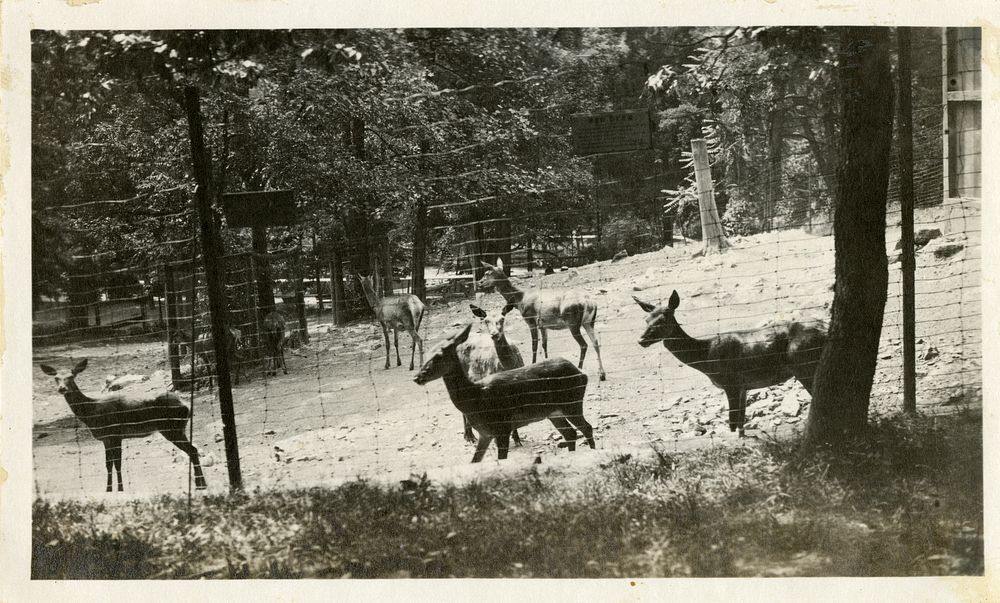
[805,27,894,445]
[690,138,730,255]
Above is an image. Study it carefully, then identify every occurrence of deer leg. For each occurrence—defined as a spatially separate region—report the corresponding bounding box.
[725,389,742,433]
[394,328,402,367]
[463,415,477,443]
[583,323,607,381]
[529,326,539,363]
[540,328,549,359]
[512,429,522,447]
[550,416,577,451]
[495,431,511,460]
[569,325,588,370]
[103,441,116,492]
[471,435,494,463]
[380,323,391,369]
[163,430,208,489]
[279,345,288,375]
[114,451,124,492]
[567,411,596,450]
[409,330,423,371]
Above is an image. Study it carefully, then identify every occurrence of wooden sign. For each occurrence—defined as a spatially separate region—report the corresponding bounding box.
[571,109,652,155]
[221,190,297,228]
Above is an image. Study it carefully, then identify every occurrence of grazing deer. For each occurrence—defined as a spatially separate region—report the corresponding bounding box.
[457,304,525,446]
[181,326,246,387]
[39,359,207,492]
[477,258,607,381]
[262,311,288,376]
[359,274,426,370]
[633,291,827,435]
[415,324,596,463]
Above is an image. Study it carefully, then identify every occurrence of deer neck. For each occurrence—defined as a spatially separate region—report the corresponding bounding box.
[62,386,98,418]
[440,351,481,414]
[489,274,524,309]
[493,335,519,368]
[360,281,381,310]
[662,319,712,370]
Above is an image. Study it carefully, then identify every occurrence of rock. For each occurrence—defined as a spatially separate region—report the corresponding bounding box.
[933,243,964,259]
[611,250,628,263]
[780,393,801,417]
[922,346,940,361]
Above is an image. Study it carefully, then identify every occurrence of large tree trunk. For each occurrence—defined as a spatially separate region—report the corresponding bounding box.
[690,138,730,255]
[805,27,894,445]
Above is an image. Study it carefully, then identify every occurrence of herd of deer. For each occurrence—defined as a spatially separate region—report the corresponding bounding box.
[40,257,828,492]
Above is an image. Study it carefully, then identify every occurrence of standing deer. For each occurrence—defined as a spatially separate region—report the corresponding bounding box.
[633,290,827,435]
[359,274,426,370]
[415,324,595,463]
[262,311,288,376]
[477,258,607,381]
[39,359,207,492]
[457,304,525,446]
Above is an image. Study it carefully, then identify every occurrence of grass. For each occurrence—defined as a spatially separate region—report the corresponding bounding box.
[32,411,983,579]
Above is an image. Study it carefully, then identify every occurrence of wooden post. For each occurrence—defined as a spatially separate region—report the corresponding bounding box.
[330,248,346,325]
[184,85,243,492]
[251,226,276,318]
[691,138,731,255]
[294,246,309,344]
[164,263,182,389]
[898,28,917,415]
[312,231,324,316]
[497,218,512,273]
[526,236,534,273]
[411,139,429,301]
[473,220,486,279]
[380,238,393,296]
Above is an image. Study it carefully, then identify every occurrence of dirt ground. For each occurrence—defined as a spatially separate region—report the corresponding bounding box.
[32,205,982,498]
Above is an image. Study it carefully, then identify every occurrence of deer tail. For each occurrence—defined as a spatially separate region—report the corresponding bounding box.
[410,297,426,331]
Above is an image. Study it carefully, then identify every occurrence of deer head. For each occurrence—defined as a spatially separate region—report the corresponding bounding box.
[39,359,89,395]
[476,258,506,290]
[633,290,681,348]
[469,304,513,342]
[414,323,472,385]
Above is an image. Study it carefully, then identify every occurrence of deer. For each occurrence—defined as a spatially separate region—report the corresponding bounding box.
[633,290,828,436]
[456,304,526,446]
[262,311,288,377]
[358,273,426,371]
[180,326,246,387]
[415,323,596,463]
[39,359,207,492]
[477,258,607,381]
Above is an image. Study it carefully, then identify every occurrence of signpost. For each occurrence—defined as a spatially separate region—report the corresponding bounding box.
[221,190,297,228]
[571,109,652,156]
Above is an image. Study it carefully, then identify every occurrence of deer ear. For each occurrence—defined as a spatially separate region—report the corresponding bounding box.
[495,258,504,271]
[452,323,473,345]
[501,304,514,316]
[632,296,656,313]
[469,304,486,318]
[39,364,56,376]
[668,290,680,310]
[72,359,89,375]
[480,260,494,270]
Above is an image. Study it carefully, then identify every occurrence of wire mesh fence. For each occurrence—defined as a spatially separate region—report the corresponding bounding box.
[31,27,982,498]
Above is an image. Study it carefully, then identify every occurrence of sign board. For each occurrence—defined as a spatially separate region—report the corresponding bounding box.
[221,190,297,228]
[571,109,652,155]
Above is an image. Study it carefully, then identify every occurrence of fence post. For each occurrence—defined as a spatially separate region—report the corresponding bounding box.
[897,28,917,415]
[184,85,243,492]
[293,245,309,344]
[164,263,183,389]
